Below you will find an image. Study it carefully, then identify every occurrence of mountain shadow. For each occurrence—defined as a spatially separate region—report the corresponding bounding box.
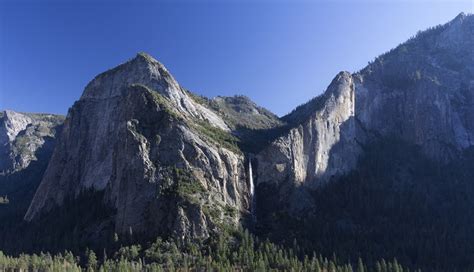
[255,136,474,271]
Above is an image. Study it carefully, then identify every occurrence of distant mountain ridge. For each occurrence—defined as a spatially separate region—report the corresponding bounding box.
[0,110,64,174]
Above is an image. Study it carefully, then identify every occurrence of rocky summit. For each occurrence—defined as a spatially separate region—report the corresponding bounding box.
[1,12,474,271]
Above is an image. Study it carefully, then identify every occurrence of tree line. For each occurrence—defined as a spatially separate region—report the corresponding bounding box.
[0,227,416,272]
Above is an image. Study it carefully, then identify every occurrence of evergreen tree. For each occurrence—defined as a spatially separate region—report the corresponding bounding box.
[358,257,365,272]
[86,249,98,272]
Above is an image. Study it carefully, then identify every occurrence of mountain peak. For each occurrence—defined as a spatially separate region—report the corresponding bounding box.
[451,12,474,23]
[132,52,167,69]
[448,11,474,27]
[0,110,32,142]
[81,52,178,101]
[80,53,230,130]
[283,71,353,124]
[332,71,352,87]
[135,52,159,63]
[3,109,23,119]
[454,12,467,20]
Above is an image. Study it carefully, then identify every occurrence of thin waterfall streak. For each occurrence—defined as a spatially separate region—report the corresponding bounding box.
[249,159,256,222]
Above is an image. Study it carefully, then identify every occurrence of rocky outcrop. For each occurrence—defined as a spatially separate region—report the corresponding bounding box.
[191,94,286,153]
[256,72,360,189]
[204,95,284,130]
[24,54,251,240]
[0,110,64,174]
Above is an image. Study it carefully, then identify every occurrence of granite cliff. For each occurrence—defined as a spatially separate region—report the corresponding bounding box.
[255,12,474,195]
[24,53,255,241]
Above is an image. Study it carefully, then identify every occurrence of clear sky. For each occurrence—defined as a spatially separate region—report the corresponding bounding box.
[0,0,473,116]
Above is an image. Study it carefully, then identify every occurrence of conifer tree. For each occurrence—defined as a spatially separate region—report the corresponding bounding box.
[86,249,98,272]
[358,257,365,272]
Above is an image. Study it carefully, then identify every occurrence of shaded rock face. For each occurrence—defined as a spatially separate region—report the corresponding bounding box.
[355,13,474,161]
[0,110,64,174]
[253,72,362,213]
[25,55,251,240]
[253,14,474,215]
[0,111,64,248]
[255,14,474,190]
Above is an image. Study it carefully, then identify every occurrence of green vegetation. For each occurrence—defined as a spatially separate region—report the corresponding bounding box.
[202,204,221,222]
[0,196,9,205]
[0,189,116,255]
[13,134,36,158]
[159,166,218,222]
[0,227,415,272]
[184,88,210,106]
[159,166,237,225]
[131,84,182,121]
[193,120,241,154]
[162,167,206,201]
[207,96,283,130]
[224,205,237,217]
[185,91,287,153]
[283,93,327,125]
[256,139,474,271]
[0,251,81,272]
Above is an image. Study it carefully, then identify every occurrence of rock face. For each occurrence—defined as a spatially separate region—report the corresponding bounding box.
[248,14,474,220]
[256,13,474,190]
[82,53,229,131]
[206,95,284,130]
[24,53,251,240]
[354,13,474,161]
[0,110,64,246]
[0,110,64,174]
[256,72,360,189]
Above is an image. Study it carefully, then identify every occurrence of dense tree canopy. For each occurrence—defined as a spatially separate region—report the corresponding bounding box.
[0,227,414,272]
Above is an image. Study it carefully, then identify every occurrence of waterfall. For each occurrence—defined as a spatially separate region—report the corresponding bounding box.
[248,159,256,221]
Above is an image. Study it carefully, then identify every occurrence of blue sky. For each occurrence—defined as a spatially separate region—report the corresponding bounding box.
[1,0,473,116]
